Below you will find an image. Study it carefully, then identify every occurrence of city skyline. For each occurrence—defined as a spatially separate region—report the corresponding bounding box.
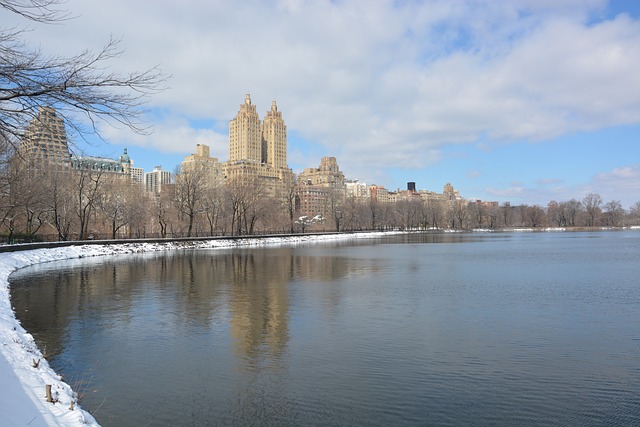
[7,0,640,207]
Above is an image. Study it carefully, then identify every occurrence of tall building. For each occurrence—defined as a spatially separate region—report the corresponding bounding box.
[229,93,262,163]
[130,166,145,188]
[145,166,172,194]
[19,107,71,171]
[224,94,293,197]
[180,144,223,189]
[262,100,287,170]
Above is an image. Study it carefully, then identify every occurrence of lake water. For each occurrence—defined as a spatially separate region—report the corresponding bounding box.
[9,231,640,426]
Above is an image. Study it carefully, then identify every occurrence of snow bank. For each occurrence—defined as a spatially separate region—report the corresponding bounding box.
[0,232,395,426]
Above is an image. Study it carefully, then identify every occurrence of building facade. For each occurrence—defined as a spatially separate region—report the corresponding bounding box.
[224,94,293,198]
[297,157,347,217]
[180,144,223,189]
[145,166,172,194]
[18,107,71,171]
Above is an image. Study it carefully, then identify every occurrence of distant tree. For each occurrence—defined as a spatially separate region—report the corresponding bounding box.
[582,193,603,227]
[395,198,421,230]
[324,187,345,232]
[153,190,174,238]
[73,168,105,239]
[629,201,640,226]
[173,164,208,237]
[42,169,75,240]
[524,205,546,228]
[485,204,498,229]
[498,203,515,228]
[547,201,562,227]
[469,201,487,229]
[202,185,224,236]
[99,177,143,239]
[602,200,624,227]
[125,187,147,238]
[368,198,380,230]
[420,198,443,229]
[225,177,266,236]
[282,179,298,233]
[452,199,469,229]
[13,164,47,238]
[559,199,581,227]
[340,195,359,232]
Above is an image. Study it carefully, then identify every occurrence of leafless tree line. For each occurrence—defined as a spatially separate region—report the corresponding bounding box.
[1,153,639,243]
[329,193,640,232]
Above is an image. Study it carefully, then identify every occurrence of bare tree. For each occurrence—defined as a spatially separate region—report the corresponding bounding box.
[469,201,487,229]
[173,164,208,237]
[582,193,602,227]
[524,205,545,228]
[282,179,298,233]
[225,177,267,236]
[452,200,469,229]
[202,185,224,236]
[560,199,581,227]
[547,201,562,227]
[41,168,75,240]
[342,195,367,232]
[421,198,443,229]
[324,187,345,232]
[242,180,268,235]
[7,160,47,239]
[602,200,624,227]
[125,187,147,238]
[497,203,514,228]
[1,0,165,150]
[1,0,68,22]
[73,168,105,239]
[152,191,174,238]
[99,176,143,239]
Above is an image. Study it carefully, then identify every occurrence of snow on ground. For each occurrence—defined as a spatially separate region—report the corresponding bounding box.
[0,232,396,426]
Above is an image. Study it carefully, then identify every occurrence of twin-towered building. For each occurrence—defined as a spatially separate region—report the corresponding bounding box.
[223,94,294,196]
[177,93,294,197]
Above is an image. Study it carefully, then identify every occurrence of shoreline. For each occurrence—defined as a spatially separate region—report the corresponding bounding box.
[1,227,637,425]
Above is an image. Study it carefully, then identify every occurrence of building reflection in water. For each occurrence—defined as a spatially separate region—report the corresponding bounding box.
[10,246,383,361]
[9,244,387,424]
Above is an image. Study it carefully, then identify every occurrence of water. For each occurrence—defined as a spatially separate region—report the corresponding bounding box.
[9,231,640,426]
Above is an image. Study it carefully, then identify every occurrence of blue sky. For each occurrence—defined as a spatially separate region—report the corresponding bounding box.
[6,0,640,208]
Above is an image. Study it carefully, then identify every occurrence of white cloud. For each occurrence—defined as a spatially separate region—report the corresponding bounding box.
[587,165,640,205]
[99,117,228,159]
[4,0,640,189]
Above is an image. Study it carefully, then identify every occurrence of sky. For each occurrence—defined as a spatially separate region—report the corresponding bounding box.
[5,0,640,208]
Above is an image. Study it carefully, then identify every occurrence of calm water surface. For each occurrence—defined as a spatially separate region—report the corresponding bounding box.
[10,231,640,426]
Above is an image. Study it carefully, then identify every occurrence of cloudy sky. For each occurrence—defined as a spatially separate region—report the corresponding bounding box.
[6,0,640,207]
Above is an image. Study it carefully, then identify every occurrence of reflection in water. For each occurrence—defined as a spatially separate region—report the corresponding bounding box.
[10,247,372,425]
[9,232,640,426]
[227,251,289,366]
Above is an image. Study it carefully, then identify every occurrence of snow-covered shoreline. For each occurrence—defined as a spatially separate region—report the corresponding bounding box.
[0,233,397,426]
